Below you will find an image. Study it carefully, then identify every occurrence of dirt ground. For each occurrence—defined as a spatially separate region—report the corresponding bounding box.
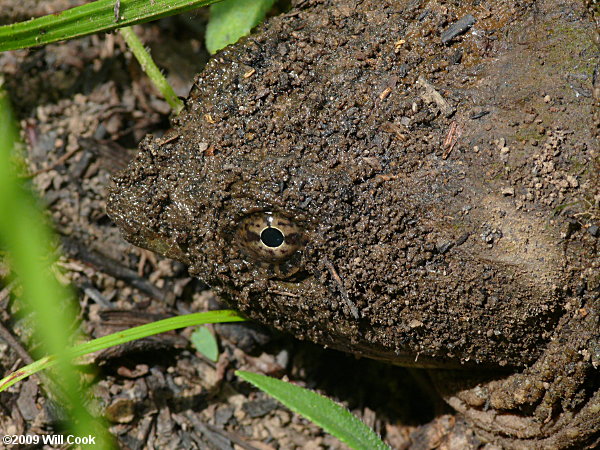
[0,0,598,449]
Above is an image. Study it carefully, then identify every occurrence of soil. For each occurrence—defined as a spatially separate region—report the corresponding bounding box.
[0,0,598,449]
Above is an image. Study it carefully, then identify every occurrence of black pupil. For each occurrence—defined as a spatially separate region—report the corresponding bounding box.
[261,227,285,248]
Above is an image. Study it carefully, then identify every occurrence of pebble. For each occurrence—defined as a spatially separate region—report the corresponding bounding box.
[441,14,477,44]
[242,398,280,418]
[437,241,454,254]
[409,319,424,328]
[470,111,490,120]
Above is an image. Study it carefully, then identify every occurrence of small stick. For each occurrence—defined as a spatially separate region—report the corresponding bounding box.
[268,290,300,298]
[324,259,359,319]
[137,250,148,277]
[418,76,455,117]
[28,146,81,177]
[0,318,69,404]
[0,281,15,305]
[0,319,35,366]
[442,121,462,159]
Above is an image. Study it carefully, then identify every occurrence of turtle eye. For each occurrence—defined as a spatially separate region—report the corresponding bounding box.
[235,212,305,262]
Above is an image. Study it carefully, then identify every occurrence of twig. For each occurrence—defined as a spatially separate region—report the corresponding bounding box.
[442,121,462,159]
[186,411,262,450]
[0,281,15,305]
[0,318,69,404]
[60,236,172,302]
[0,319,35,366]
[268,290,299,298]
[324,259,359,319]
[205,422,264,450]
[28,146,82,177]
[417,76,455,117]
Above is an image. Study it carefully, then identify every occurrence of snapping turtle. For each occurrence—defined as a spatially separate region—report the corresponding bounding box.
[108,0,600,447]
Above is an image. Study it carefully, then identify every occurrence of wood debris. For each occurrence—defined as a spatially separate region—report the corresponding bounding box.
[417,76,455,117]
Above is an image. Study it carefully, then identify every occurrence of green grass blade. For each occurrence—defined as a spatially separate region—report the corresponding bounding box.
[119,26,184,114]
[236,370,390,450]
[205,0,275,54]
[0,82,115,446]
[191,325,220,362]
[0,0,223,52]
[0,310,246,392]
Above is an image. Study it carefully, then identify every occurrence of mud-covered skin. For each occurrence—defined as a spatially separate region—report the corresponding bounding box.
[108,0,599,447]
